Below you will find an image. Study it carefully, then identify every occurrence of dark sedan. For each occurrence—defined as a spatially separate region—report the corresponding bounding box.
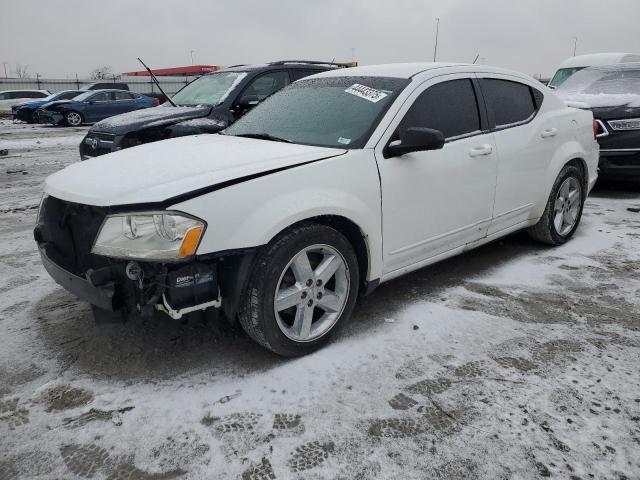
[557,64,640,180]
[12,90,84,123]
[37,90,158,127]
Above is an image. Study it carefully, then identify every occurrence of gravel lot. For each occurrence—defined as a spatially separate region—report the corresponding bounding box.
[1,119,639,479]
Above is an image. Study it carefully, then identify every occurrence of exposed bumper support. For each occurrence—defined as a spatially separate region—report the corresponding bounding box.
[39,247,116,311]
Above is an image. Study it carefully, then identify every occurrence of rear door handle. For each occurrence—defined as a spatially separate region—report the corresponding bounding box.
[469,144,493,157]
[541,128,558,138]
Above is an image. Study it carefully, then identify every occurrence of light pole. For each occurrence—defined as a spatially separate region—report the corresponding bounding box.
[433,17,440,62]
[572,37,578,57]
[1,62,7,78]
[190,50,195,65]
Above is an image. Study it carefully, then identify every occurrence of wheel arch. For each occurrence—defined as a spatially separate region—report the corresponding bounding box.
[279,214,372,295]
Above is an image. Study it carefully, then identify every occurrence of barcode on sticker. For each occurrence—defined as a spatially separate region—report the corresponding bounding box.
[345,84,388,103]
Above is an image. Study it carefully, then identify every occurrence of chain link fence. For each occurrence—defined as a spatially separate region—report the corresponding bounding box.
[0,76,195,95]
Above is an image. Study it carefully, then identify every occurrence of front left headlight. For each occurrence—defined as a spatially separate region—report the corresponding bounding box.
[92,212,205,261]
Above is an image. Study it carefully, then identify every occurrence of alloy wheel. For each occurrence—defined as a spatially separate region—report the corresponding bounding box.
[66,112,82,126]
[553,177,581,236]
[274,244,350,342]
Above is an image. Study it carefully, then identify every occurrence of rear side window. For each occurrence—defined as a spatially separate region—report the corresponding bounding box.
[114,91,133,100]
[481,79,537,128]
[401,79,481,140]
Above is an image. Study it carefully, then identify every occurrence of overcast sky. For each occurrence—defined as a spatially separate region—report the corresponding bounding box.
[2,0,640,79]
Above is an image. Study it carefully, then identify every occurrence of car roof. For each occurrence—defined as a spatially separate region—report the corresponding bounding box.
[309,62,534,81]
[558,53,640,68]
[581,62,640,73]
[219,62,342,74]
[0,89,50,94]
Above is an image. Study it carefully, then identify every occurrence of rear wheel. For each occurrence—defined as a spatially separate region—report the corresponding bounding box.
[64,111,83,127]
[238,223,359,356]
[528,164,585,245]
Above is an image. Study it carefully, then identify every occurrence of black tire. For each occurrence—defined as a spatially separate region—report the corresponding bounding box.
[238,223,360,356]
[64,111,83,127]
[528,164,585,245]
[27,111,37,124]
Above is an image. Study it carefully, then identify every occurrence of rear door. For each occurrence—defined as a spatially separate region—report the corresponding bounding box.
[113,91,137,114]
[477,76,554,234]
[376,74,498,273]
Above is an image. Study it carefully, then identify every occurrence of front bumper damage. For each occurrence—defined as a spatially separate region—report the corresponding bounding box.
[35,196,222,321]
[37,109,64,125]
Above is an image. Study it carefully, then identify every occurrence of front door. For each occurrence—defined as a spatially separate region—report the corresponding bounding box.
[376,75,498,274]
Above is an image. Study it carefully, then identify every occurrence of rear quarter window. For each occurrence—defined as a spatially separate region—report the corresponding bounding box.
[481,79,540,129]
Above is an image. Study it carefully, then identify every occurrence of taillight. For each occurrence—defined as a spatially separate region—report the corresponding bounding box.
[152,98,160,106]
[593,119,608,139]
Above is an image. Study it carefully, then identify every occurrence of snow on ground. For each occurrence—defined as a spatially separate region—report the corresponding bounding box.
[1,119,639,479]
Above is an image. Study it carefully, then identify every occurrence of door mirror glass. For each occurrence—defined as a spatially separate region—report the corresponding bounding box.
[386,127,445,157]
[237,95,260,109]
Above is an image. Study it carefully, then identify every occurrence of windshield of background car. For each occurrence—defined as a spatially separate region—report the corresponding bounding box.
[224,76,410,148]
[548,67,586,88]
[72,91,96,102]
[558,67,640,96]
[171,72,248,107]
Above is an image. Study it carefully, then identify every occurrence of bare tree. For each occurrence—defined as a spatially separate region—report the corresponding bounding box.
[89,65,119,80]
[13,62,30,78]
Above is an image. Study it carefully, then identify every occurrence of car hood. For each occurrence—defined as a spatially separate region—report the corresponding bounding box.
[14,100,43,109]
[90,105,213,135]
[40,99,72,110]
[45,134,347,206]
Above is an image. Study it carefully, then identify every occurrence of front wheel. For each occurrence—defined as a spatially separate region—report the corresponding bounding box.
[238,223,360,356]
[528,164,585,245]
[64,111,83,127]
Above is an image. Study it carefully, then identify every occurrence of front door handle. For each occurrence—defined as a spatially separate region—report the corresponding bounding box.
[469,144,493,157]
[541,128,558,138]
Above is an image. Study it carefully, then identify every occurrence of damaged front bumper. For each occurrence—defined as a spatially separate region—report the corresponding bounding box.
[37,110,64,125]
[35,196,221,321]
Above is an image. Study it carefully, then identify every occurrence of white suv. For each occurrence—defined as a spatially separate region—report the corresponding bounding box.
[36,63,598,356]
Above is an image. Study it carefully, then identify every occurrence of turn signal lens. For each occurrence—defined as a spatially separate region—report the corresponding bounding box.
[178,226,204,258]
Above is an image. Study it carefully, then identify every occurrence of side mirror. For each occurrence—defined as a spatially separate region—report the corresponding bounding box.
[237,95,260,110]
[386,127,445,158]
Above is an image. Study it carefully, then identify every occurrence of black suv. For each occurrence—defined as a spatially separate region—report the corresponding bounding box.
[80,61,352,159]
[557,64,640,180]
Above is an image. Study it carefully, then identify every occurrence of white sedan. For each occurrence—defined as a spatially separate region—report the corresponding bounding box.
[0,89,50,113]
[36,63,598,356]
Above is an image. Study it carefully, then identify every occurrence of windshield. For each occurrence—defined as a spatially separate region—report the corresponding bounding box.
[548,67,586,88]
[224,76,409,149]
[558,67,640,96]
[72,91,96,102]
[171,72,247,107]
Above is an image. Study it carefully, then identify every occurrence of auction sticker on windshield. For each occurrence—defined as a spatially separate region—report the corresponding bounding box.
[345,84,388,103]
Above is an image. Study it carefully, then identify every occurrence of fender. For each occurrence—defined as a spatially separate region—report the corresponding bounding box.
[172,150,384,281]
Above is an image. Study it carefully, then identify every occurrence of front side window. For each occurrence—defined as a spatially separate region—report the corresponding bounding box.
[237,71,290,104]
[482,79,536,128]
[401,79,481,140]
[171,71,248,107]
[225,76,410,149]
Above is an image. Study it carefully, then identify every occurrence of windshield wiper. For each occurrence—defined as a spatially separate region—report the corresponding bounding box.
[137,57,176,107]
[232,133,292,143]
